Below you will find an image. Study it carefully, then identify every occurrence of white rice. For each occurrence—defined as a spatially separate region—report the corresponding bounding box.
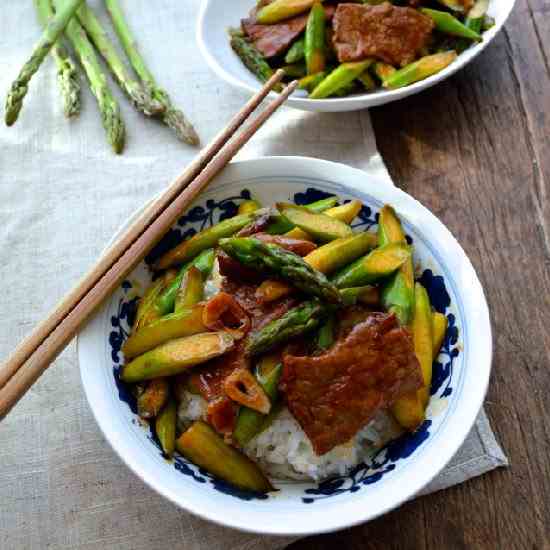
[182,263,404,481]
[177,391,402,481]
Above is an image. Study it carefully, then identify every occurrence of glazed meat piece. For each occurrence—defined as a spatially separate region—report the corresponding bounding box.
[242,6,335,58]
[280,313,423,455]
[332,3,434,67]
[190,279,297,434]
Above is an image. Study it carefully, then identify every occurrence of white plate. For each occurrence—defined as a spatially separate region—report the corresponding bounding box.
[197,0,516,112]
[78,156,492,536]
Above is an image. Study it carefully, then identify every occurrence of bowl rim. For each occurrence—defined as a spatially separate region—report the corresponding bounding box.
[196,0,516,111]
[77,156,492,536]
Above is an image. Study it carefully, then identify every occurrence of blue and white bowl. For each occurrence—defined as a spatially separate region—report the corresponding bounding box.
[77,157,492,536]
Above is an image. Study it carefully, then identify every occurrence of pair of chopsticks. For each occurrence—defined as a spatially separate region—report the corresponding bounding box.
[0,70,297,420]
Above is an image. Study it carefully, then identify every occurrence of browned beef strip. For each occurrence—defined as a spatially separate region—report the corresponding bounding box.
[242,6,335,58]
[332,3,434,67]
[189,279,297,434]
[280,313,423,455]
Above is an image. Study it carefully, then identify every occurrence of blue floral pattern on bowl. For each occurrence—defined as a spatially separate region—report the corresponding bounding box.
[109,187,460,502]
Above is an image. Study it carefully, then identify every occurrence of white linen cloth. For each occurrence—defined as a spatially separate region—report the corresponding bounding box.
[0,1,507,549]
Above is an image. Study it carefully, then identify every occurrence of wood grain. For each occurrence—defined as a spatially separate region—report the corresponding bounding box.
[290,0,550,548]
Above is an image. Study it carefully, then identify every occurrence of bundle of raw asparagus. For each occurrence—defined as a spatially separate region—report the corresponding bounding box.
[5,0,199,153]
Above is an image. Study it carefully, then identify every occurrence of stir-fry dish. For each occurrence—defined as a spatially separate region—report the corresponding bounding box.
[120,197,449,492]
[230,0,493,97]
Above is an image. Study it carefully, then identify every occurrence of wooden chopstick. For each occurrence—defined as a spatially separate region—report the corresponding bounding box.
[0,69,285,393]
[0,73,298,420]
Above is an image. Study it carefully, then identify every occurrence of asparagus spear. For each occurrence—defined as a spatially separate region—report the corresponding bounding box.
[305,2,326,75]
[176,421,273,493]
[378,205,415,325]
[383,52,457,90]
[121,332,234,383]
[156,248,215,313]
[219,237,342,304]
[5,0,84,126]
[75,3,162,117]
[316,314,334,350]
[420,8,482,41]
[465,0,490,33]
[156,397,177,457]
[104,0,199,145]
[257,0,322,24]
[233,355,282,447]
[34,0,81,118]
[310,60,372,99]
[238,199,262,215]
[298,72,326,93]
[247,300,329,356]
[156,212,254,270]
[54,0,125,153]
[267,197,338,234]
[371,62,396,84]
[331,242,411,288]
[286,38,305,64]
[230,30,280,90]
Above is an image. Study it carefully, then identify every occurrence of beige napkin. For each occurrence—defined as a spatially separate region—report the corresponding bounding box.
[0,1,506,548]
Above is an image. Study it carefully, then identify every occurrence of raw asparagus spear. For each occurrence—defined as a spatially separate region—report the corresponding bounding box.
[247,300,329,356]
[34,0,81,118]
[54,0,125,153]
[104,0,199,145]
[219,237,342,304]
[75,3,162,117]
[383,52,457,90]
[5,0,84,126]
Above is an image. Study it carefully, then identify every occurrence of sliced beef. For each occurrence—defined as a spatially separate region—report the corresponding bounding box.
[332,3,434,67]
[242,6,335,58]
[280,313,423,455]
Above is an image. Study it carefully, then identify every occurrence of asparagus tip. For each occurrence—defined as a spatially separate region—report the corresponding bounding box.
[101,100,125,154]
[5,84,27,126]
[128,84,164,117]
[57,61,81,118]
[163,106,200,146]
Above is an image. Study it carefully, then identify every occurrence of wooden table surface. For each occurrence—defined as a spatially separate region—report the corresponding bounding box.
[291,1,550,548]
